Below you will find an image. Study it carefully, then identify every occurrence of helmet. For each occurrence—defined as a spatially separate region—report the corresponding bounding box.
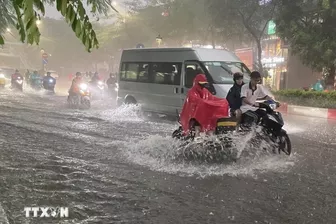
[75,72,81,77]
[15,69,19,73]
[233,72,244,81]
[47,72,51,76]
[250,71,262,79]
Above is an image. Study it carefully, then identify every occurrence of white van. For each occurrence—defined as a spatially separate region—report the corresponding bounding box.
[117,48,251,116]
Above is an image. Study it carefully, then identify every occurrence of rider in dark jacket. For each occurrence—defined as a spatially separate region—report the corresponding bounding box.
[43,72,56,90]
[226,72,245,128]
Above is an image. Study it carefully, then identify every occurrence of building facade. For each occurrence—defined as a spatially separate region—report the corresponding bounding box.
[235,20,321,90]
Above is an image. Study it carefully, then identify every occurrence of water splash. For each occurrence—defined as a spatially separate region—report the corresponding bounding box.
[93,104,144,123]
[120,129,297,178]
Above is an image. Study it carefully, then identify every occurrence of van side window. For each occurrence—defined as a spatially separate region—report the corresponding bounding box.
[121,63,139,81]
[184,63,204,88]
[151,62,181,85]
[138,63,150,82]
[120,63,127,80]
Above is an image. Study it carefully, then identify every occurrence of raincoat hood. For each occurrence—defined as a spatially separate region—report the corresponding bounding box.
[193,74,208,86]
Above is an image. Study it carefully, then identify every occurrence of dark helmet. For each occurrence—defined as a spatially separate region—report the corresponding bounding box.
[47,72,51,76]
[250,71,262,79]
[15,69,19,73]
[75,72,81,77]
[233,72,244,81]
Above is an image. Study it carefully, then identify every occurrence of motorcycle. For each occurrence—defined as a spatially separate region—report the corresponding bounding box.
[89,80,105,99]
[241,100,292,155]
[43,77,56,94]
[172,99,237,140]
[67,83,91,109]
[11,76,23,91]
[107,82,118,99]
[30,78,43,90]
[172,99,291,160]
[0,73,6,88]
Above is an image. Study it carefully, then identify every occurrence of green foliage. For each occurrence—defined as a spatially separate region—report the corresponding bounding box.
[1,0,116,52]
[275,0,336,76]
[274,89,336,108]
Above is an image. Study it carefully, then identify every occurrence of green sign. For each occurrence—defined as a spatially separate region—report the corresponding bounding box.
[267,20,276,35]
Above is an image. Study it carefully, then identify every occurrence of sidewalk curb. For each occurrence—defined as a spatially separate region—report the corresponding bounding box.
[278,102,336,119]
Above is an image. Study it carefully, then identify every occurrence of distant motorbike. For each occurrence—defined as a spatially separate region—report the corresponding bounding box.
[11,76,23,91]
[89,80,105,99]
[0,73,6,88]
[43,77,56,93]
[30,78,43,90]
[107,82,118,99]
[67,83,91,109]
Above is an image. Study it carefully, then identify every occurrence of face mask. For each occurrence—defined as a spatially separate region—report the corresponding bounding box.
[199,83,209,88]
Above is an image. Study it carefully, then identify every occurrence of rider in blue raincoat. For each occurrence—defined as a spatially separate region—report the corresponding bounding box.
[30,71,42,88]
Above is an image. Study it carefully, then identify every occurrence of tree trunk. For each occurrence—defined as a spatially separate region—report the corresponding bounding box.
[325,64,336,89]
[256,38,263,75]
[210,26,215,49]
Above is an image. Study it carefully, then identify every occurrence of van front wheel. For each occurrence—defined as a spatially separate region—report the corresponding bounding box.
[124,97,137,105]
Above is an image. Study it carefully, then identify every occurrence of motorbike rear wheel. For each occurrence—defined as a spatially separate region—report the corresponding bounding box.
[278,130,291,155]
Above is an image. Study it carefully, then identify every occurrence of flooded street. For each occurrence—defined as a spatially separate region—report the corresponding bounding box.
[0,89,335,224]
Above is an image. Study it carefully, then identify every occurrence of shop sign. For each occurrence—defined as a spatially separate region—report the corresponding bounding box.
[267,20,276,35]
[261,57,284,64]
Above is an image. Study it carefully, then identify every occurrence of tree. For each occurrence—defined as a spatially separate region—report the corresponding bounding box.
[125,0,226,47]
[0,0,116,51]
[208,0,278,74]
[275,0,336,86]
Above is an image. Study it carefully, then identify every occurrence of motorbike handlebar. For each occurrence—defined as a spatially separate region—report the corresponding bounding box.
[258,100,281,111]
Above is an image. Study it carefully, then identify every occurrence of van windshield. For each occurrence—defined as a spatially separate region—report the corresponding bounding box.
[202,61,250,84]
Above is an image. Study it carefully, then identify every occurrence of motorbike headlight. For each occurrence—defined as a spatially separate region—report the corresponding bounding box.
[98,81,103,85]
[80,83,88,90]
[0,74,4,78]
[49,79,53,83]
[269,103,277,110]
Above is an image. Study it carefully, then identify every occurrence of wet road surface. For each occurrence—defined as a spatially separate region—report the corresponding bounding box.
[0,89,335,224]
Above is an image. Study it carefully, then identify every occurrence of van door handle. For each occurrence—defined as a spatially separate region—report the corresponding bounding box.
[181,88,184,94]
[174,87,178,94]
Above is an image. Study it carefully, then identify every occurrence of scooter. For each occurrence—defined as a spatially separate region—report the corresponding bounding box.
[11,76,23,91]
[30,78,43,91]
[172,99,291,159]
[0,73,6,88]
[67,83,91,109]
[89,80,105,99]
[43,77,56,94]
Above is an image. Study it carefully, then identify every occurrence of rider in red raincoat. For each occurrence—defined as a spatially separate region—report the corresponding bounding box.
[179,74,229,135]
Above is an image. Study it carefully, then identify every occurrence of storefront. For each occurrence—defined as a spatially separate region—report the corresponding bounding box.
[261,21,289,90]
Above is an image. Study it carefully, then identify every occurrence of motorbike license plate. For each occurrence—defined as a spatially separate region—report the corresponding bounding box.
[217,121,237,127]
